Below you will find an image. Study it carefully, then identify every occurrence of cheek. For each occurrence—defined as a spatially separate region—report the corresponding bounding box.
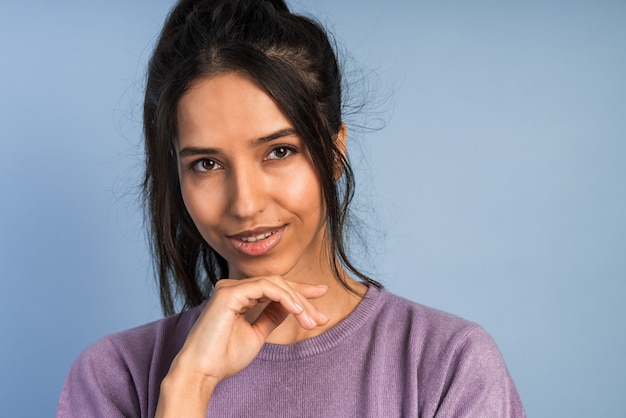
[180,182,220,232]
[280,168,325,216]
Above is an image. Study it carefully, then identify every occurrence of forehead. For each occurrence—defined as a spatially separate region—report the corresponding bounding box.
[176,72,298,150]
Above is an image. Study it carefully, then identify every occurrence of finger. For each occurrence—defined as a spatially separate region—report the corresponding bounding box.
[257,279,330,327]
[218,277,324,317]
[244,286,328,335]
[215,277,329,327]
[252,299,321,338]
[282,283,329,326]
[250,302,291,339]
[287,282,329,299]
[218,277,328,302]
[243,287,328,330]
[257,278,329,315]
[218,279,305,317]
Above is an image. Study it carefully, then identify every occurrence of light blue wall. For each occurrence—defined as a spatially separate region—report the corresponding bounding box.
[1,1,624,416]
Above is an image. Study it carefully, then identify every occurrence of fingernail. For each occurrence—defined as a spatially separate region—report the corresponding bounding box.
[318,311,329,322]
[294,302,304,312]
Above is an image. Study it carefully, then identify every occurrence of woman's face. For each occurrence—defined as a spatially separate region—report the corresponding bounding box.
[176,72,328,280]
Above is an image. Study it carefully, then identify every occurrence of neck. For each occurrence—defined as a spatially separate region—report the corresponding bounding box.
[240,234,368,344]
[265,272,367,345]
[242,263,367,345]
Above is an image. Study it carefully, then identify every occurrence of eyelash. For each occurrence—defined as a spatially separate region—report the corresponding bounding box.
[190,158,222,172]
[266,145,297,160]
[189,145,297,173]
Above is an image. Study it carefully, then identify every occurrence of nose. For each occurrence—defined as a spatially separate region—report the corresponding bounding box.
[228,165,267,219]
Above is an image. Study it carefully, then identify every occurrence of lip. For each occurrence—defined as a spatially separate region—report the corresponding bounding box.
[229,226,285,256]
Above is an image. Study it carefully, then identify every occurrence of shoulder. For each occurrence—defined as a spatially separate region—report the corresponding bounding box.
[373,288,482,346]
[379,290,504,365]
[371,288,525,417]
[363,287,493,370]
[56,303,206,418]
[91,302,204,373]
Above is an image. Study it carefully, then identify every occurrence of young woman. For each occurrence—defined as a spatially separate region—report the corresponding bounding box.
[57,0,525,416]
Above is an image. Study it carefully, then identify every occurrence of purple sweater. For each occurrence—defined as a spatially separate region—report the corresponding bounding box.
[57,286,525,417]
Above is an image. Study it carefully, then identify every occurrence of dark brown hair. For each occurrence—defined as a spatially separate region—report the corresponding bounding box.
[143,0,380,315]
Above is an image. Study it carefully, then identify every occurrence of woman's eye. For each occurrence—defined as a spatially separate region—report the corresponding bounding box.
[192,159,221,172]
[267,146,294,160]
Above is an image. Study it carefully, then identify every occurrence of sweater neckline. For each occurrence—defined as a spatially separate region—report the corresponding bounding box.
[256,285,384,361]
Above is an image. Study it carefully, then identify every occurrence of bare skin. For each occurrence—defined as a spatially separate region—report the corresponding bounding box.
[156,278,334,416]
[155,73,365,416]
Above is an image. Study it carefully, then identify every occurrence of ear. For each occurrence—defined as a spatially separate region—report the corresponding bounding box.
[334,122,347,180]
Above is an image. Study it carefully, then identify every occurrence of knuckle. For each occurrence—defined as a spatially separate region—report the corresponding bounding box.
[214,279,232,289]
[256,276,279,288]
[263,275,282,284]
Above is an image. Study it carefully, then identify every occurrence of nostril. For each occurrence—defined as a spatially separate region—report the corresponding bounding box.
[228,174,266,218]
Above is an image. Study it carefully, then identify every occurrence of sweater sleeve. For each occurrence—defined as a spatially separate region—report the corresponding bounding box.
[56,336,141,418]
[433,326,525,418]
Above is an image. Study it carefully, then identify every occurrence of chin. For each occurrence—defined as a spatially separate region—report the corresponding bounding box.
[229,261,293,280]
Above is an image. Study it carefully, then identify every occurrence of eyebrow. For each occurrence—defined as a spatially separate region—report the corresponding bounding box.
[178,128,298,158]
[252,128,298,147]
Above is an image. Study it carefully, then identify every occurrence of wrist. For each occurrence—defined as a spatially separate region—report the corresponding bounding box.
[156,357,219,417]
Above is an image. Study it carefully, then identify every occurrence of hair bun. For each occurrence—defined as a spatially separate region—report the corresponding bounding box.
[263,0,289,12]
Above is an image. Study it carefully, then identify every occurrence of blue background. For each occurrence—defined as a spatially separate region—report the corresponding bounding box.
[1,1,625,416]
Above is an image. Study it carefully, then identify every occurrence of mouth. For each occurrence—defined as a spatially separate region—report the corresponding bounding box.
[239,231,274,243]
[229,226,285,256]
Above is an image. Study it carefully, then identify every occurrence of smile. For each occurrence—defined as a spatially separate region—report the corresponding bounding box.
[239,232,273,242]
[230,226,285,257]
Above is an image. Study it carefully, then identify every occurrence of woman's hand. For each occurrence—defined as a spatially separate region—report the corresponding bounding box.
[155,276,329,417]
